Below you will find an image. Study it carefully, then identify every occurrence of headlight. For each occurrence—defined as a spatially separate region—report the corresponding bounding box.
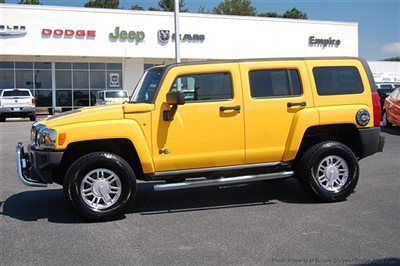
[32,124,56,150]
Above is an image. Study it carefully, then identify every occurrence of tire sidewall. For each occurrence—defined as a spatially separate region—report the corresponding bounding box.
[303,142,359,201]
[65,153,136,221]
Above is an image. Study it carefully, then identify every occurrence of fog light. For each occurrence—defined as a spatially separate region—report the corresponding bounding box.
[356,109,370,126]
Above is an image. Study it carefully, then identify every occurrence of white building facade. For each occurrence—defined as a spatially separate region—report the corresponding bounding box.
[1,4,359,109]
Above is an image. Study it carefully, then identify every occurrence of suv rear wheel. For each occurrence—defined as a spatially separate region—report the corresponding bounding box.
[296,141,359,202]
[63,152,136,221]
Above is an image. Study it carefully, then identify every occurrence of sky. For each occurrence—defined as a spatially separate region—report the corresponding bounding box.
[3,0,400,60]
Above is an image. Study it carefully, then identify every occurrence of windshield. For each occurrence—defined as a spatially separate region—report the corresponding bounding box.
[2,90,31,97]
[105,91,128,98]
[131,67,164,103]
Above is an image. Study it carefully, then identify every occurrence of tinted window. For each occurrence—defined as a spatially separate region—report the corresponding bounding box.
[171,72,232,102]
[313,66,364,95]
[3,90,30,97]
[106,91,128,98]
[249,69,302,98]
[134,67,164,103]
[380,84,393,90]
[391,89,399,99]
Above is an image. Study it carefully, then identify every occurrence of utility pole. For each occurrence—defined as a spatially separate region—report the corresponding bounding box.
[174,0,181,63]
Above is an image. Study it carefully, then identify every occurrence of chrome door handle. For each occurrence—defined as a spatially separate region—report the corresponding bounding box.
[287,101,306,108]
[220,105,241,112]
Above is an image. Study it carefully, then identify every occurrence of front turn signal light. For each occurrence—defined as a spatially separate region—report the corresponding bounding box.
[58,133,66,146]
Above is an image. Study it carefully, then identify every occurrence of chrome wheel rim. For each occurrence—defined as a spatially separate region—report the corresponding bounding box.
[316,155,349,193]
[80,168,122,210]
[382,112,387,126]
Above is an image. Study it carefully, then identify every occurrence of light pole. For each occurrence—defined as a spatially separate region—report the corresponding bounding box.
[174,0,181,63]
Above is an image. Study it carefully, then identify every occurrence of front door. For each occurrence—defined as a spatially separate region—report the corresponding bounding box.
[152,63,245,172]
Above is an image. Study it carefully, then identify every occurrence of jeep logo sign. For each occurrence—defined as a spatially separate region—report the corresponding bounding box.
[109,27,145,42]
[309,36,341,48]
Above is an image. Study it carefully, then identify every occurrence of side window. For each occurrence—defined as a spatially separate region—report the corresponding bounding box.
[171,72,232,102]
[392,89,400,99]
[313,66,364,95]
[249,69,302,98]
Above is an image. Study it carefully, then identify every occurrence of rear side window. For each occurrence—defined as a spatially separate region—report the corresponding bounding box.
[249,69,302,98]
[171,72,232,102]
[313,66,364,95]
[2,90,31,97]
[391,89,400,99]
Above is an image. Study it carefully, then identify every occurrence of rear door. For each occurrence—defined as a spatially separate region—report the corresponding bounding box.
[239,60,313,163]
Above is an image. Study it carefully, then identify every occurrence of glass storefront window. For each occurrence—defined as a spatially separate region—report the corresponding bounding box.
[73,70,89,88]
[56,90,72,107]
[90,63,106,70]
[34,70,52,89]
[35,90,52,107]
[15,62,33,69]
[56,70,72,89]
[16,70,33,88]
[34,62,52,69]
[90,70,106,89]
[74,90,90,107]
[0,69,14,89]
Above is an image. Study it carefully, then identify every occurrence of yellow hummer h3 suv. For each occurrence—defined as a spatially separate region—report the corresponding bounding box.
[16,57,385,221]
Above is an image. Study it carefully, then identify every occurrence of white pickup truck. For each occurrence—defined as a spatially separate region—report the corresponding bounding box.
[0,89,36,122]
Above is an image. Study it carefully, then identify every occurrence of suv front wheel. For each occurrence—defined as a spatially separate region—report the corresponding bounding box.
[63,152,136,221]
[296,141,359,202]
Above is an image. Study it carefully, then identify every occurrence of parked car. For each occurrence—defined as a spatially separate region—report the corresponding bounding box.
[96,90,129,105]
[376,84,397,111]
[0,88,36,122]
[382,88,400,127]
[16,57,384,221]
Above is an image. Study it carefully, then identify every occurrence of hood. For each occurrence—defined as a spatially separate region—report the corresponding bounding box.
[38,102,152,128]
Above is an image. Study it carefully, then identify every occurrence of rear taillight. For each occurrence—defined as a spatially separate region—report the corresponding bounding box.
[32,98,36,106]
[371,92,381,127]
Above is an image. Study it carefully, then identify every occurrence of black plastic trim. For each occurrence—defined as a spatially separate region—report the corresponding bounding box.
[358,127,384,159]
[28,146,64,183]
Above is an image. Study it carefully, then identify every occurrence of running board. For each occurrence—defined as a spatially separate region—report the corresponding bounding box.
[153,171,294,191]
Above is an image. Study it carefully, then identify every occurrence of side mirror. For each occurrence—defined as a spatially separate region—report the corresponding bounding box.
[163,91,185,121]
[166,91,185,106]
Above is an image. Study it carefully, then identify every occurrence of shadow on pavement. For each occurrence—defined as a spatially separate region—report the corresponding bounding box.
[1,178,314,223]
[381,127,400,136]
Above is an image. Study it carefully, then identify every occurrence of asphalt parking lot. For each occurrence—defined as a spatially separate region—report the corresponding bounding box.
[1,119,399,265]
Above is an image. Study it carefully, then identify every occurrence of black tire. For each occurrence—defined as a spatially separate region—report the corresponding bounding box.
[30,114,36,121]
[0,115,5,122]
[63,152,136,221]
[296,141,359,202]
[382,111,392,128]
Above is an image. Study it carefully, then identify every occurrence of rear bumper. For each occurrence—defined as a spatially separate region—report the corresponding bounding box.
[358,127,385,159]
[16,143,63,187]
[1,107,35,117]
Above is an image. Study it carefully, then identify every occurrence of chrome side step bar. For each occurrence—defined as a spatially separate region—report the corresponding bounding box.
[153,171,294,191]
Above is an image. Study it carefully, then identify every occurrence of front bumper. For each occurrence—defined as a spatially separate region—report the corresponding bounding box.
[358,127,385,159]
[16,143,63,187]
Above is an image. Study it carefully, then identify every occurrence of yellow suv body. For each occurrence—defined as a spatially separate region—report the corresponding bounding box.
[16,57,384,221]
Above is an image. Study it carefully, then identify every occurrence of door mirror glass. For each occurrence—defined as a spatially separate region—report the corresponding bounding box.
[166,91,185,106]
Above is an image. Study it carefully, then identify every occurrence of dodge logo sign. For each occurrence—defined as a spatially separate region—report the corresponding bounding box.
[158,30,170,43]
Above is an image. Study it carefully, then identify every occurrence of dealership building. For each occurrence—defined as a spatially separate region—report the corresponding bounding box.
[0,4,360,110]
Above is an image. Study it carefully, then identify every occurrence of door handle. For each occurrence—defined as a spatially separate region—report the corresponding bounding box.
[220,105,241,112]
[287,101,306,108]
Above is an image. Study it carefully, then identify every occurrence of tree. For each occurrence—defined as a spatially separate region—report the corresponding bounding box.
[131,4,144,10]
[18,0,41,4]
[148,7,159,11]
[158,0,188,12]
[0,0,5,4]
[84,0,119,9]
[258,11,280,18]
[212,0,256,16]
[281,7,308,19]
[383,56,400,62]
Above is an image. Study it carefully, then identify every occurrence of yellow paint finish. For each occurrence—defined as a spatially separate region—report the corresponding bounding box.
[282,108,319,161]
[151,63,245,171]
[239,60,315,163]
[317,104,373,128]
[54,119,155,173]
